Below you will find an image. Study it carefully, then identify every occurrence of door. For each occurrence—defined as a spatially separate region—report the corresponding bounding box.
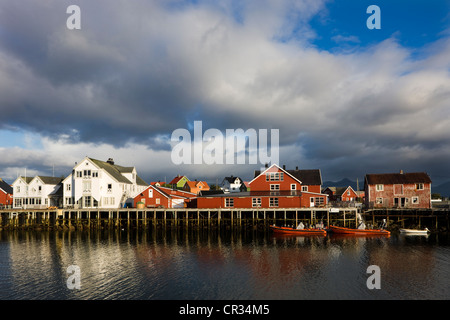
[310,197,315,207]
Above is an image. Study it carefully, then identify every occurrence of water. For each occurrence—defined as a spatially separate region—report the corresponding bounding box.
[0,228,449,300]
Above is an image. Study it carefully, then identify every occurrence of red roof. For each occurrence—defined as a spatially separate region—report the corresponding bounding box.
[365,172,431,185]
[169,175,186,184]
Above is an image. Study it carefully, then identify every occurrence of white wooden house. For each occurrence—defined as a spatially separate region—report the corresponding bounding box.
[12,176,63,209]
[62,157,148,209]
[220,176,247,193]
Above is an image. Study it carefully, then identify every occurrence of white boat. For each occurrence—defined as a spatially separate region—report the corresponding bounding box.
[399,228,430,235]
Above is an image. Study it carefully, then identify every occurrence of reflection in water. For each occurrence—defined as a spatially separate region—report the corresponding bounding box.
[0,228,449,300]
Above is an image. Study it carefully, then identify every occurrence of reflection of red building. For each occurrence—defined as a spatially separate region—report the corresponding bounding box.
[133,185,196,208]
[197,164,327,209]
[0,178,13,208]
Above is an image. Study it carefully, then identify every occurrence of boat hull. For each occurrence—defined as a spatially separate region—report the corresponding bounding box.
[399,228,429,235]
[270,225,326,236]
[329,225,390,236]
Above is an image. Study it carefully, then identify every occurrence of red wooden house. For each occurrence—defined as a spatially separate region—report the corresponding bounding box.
[364,171,432,209]
[197,164,327,209]
[133,185,196,208]
[0,178,13,208]
[323,186,358,202]
[183,181,210,194]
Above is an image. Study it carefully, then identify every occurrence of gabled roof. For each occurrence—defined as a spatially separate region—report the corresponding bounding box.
[169,175,189,184]
[252,164,322,186]
[185,181,209,188]
[0,178,13,194]
[251,164,302,185]
[223,176,242,183]
[87,157,147,185]
[89,158,133,184]
[15,176,34,184]
[365,172,432,185]
[36,176,64,185]
[324,186,355,196]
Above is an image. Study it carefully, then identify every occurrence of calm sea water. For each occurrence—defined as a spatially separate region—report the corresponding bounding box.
[0,227,449,300]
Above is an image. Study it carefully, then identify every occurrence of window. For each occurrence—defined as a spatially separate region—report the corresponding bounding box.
[225,198,234,207]
[92,171,98,178]
[84,196,92,207]
[252,198,261,207]
[66,184,71,191]
[82,181,91,193]
[83,170,91,177]
[76,171,82,178]
[17,186,20,193]
[266,172,284,181]
[107,184,112,191]
[416,183,424,190]
[376,197,383,204]
[156,198,160,204]
[270,184,280,191]
[291,184,296,190]
[394,184,404,195]
[302,186,308,192]
[376,184,384,191]
[315,197,325,206]
[269,197,278,207]
[412,197,419,204]
[149,189,153,198]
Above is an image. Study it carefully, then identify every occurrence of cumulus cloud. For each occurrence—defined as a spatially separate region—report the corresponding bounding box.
[0,0,449,184]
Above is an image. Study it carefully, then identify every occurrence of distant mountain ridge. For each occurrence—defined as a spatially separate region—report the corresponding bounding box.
[432,181,450,198]
[322,178,364,191]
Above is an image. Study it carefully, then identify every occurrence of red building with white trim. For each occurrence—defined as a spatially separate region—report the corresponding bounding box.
[133,185,196,208]
[197,164,327,209]
[323,186,358,202]
[0,178,13,208]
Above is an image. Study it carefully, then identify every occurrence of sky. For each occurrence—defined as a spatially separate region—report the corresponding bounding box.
[0,0,450,186]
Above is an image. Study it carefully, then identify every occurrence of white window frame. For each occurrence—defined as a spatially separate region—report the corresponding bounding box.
[252,198,261,207]
[269,197,278,207]
[225,198,234,207]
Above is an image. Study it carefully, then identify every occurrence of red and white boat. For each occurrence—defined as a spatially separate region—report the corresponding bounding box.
[328,225,390,236]
[270,225,327,236]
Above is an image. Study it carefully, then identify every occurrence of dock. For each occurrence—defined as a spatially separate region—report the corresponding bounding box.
[1,207,448,232]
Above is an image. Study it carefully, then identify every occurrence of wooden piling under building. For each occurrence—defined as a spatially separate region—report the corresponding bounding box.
[0,207,448,232]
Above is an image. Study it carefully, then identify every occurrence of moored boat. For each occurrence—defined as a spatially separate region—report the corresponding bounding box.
[399,228,429,235]
[270,225,327,236]
[329,225,390,236]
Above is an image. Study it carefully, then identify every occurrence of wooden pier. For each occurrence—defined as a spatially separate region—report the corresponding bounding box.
[1,207,448,232]
[0,207,358,231]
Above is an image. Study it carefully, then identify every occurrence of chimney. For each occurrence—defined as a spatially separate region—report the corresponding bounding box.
[296,166,299,170]
[107,158,114,165]
[265,163,268,168]
[283,165,286,170]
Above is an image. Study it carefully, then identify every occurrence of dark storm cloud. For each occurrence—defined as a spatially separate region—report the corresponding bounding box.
[0,0,450,184]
